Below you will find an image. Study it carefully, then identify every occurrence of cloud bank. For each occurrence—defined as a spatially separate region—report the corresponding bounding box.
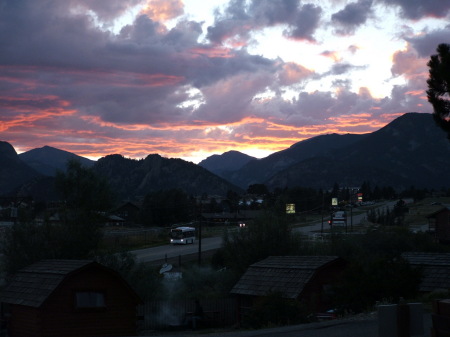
[1,0,449,162]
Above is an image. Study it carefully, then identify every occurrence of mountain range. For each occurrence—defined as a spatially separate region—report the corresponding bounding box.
[2,112,450,201]
[200,112,450,190]
[0,145,243,200]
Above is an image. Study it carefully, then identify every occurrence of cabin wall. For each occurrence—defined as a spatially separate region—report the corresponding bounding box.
[9,305,41,337]
[436,211,450,244]
[42,267,138,337]
[8,266,139,337]
[300,262,346,312]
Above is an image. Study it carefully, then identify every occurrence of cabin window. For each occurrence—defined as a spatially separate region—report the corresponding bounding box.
[75,291,105,308]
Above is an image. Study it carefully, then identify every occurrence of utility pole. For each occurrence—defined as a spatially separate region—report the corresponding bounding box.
[350,204,353,232]
[321,192,324,234]
[197,220,202,265]
[197,201,203,266]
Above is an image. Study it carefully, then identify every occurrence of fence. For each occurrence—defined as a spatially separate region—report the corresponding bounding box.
[138,298,237,332]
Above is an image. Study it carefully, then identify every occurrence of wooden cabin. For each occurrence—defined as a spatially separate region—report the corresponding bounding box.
[231,256,346,315]
[402,252,450,293]
[427,206,450,244]
[0,259,142,337]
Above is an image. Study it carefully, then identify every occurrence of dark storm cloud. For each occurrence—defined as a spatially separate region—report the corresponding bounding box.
[331,0,373,35]
[206,0,323,44]
[206,0,250,44]
[330,63,367,75]
[73,0,143,21]
[332,79,352,89]
[0,0,280,126]
[0,0,112,69]
[314,62,367,80]
[283,3,322,41]
[406,27,450,58]
[249,0,299,25]
[379,0,450,20]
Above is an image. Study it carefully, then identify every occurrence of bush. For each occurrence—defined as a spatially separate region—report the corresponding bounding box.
[242,292,309,329]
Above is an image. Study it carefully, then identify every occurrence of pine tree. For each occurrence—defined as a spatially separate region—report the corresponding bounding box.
[427,43,450,138]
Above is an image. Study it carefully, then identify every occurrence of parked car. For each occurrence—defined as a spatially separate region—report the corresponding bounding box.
[315,309,337,321]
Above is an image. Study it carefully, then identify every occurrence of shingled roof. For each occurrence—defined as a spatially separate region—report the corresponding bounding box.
[230,256,342,299]
[0,260,97,307]
[402,252,450,292]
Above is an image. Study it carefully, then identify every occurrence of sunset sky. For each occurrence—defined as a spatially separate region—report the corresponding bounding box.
[1,0,449,163]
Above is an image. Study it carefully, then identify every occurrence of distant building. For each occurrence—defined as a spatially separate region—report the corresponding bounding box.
[112,201,141,225]
[426,206,450,244]
[0,259,142,337]
[104,214,126,226]
[201,210,263,226]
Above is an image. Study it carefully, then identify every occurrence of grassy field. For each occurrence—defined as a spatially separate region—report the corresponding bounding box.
[403,197,450,227]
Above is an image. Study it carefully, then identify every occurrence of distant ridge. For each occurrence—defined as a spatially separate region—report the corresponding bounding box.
[264,112,450,190]
[92,153,243,199]
[222,133,365,188]
[19,145,95,176]
[198,150,256,179]
[199,112,450,190]
[0,141,41,195]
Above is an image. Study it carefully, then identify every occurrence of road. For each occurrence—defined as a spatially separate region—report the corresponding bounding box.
[141,310,432,337]
[140,312,433,337]
[131,200,403,264]
[294,200,404,235]
[139,319,378,337]
[132,236,222,264]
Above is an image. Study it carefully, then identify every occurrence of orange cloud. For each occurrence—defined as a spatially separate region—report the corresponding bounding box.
[279,62,313,85]
[140,0,184,22]
[7,112,411,164]
[405,90,424,96]
[391,47,428,80]
[0,94,75,131]
[327,113,395,132]
[320,50,341,62]
[358,87,372,98]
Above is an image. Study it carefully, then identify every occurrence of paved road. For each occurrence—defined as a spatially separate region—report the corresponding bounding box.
[140,312,432,337]
[132,237,222,264]
[294,200,403,235]
[139,319,378,337]
[131,200,403,264]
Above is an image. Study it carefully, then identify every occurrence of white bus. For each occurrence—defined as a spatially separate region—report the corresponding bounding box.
[170,226,196,244]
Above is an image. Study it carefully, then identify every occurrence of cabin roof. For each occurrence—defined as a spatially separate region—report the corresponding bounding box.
[230,255,342,299]
[402,252,450,292]
[0,260,119,308]
[426,206,450,218]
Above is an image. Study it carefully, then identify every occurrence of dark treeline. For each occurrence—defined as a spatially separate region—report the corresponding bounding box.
[134,180,448,227]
